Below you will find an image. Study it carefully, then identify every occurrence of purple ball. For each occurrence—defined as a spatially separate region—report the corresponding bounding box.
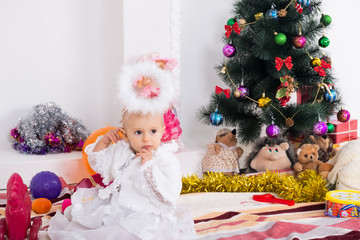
[223,44,236,58]
[313,121,328,136]
[266,124,280,138]
[337,109,351,122]
[30,171,62,199]
[238,85,249,98]
[293,35,306,49]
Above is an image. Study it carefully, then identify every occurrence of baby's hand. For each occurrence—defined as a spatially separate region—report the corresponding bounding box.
[136,150,152,165]
[101,128,122,145]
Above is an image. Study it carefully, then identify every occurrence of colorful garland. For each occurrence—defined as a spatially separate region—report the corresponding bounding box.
[181,170,328,203]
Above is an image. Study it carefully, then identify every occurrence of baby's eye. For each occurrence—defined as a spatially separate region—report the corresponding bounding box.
[268,148,272,152]
[275,148,278,152]
[135,130,142,135]
[151,129,157,134]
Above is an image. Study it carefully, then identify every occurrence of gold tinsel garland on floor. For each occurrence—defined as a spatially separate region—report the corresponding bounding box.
[181,170,328,203]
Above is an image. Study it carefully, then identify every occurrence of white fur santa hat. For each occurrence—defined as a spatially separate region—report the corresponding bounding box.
[117,60,179,115]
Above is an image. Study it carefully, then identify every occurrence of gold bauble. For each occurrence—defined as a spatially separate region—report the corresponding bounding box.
[239,19,246,26]
[278,9,287,17]
[255,12,264,21]
[285,118,294,127]
[234,90,241,98]
[311,57,321,67]
[258,96,271,107]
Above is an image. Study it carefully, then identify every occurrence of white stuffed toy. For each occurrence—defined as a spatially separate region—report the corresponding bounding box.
[327,140,360,191]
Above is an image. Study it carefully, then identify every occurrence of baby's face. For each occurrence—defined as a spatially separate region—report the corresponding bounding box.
[122,112,164,153]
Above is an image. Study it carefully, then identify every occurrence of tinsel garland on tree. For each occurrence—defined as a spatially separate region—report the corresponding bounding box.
[181,170,328,203]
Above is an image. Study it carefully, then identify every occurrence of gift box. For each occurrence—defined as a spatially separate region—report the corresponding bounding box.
[328,119,358,144]
[296,85,317,104]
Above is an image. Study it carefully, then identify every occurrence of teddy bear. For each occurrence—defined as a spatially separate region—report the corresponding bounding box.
[245,137,296,173]
[327,140,360,191]
[294,143,324,178]
[202,128,243,176]
[301,133,337,163]
[317,159,336,179]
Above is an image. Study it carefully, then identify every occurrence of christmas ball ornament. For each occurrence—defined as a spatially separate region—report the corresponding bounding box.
[234,90,241,98]
[311,57,321,67]
[30,171,62,199]
[293,35,306,49]
[321,14,332,26]
[255,12,264,21]
[278,9,287,17]
[210,110,223,126]
[258,95,271,107]
[227,18,236,26]
[286,118,294,127]
[266,124,280,138]
[265,7,278,19]
[323,89,337,103]
[238,85,249,98]
[327,122,335,133]
[297,0,311,6]
[313,121,328,136]
[274,33,287,45]
[337,109,351,122]
[321,56,332,65]
[239,19,246,25]
[319,36,330,48]
[222,44,236,58]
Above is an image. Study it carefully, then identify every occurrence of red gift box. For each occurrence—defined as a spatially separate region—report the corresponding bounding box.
[296,85,317,104]
[328,119,358,144]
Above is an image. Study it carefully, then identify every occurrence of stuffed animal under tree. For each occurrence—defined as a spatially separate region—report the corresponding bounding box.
[301,133,337,163]
[294,143,324,178]
[245,137,296,173]
[202,128,243,175]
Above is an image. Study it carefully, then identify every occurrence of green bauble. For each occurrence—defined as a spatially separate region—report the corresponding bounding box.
[319,36,330,48]
[274,33,287,45]
[227,18,236,26]
[321,14,332,26]
[327,122,334,133]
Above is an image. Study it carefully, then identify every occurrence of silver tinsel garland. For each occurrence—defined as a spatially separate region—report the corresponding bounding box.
[10,102,90,154]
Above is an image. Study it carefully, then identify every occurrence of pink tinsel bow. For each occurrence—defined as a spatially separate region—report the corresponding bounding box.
[161,108,182,142]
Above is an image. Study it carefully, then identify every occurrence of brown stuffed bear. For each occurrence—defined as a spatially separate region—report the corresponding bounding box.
[202,128,243,176]
[294,144,324,178]
[301,134,337,162]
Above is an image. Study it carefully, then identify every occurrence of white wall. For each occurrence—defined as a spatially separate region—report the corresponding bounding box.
[0,0,124,145]
[322,0,360,119]
[0,0,359,150]
[180,0,234,148]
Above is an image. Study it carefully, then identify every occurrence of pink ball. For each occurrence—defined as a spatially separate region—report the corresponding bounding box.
[238,85,249,98]
[293,35,306,49]
[266,124,280,138]
[223,44,236,58]
[313,121,328,136]
[62,199,72,213]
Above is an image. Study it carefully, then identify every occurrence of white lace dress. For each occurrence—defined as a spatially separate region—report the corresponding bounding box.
[48,137,196,240]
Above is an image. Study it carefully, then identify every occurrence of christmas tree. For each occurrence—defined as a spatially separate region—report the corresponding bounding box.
[199,0,344,144]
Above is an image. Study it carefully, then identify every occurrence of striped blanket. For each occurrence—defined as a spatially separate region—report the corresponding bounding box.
[186,193,360,240]
[2,191,360,239]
